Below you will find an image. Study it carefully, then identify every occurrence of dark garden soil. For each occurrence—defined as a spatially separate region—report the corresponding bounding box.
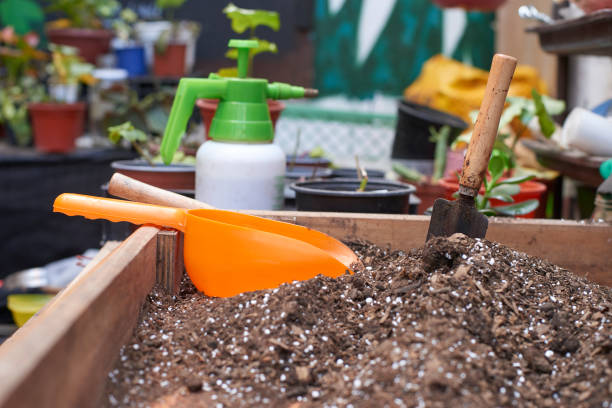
[103,234,612,408]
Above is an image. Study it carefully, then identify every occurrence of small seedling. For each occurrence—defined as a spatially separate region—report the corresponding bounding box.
[355,155,368,192]
[392,163,425,184]
[429,125,450,183]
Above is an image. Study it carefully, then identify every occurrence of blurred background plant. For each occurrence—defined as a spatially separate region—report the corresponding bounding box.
[219,3,280,77]
[46,43,96,103]
[0,27,47,146]
[453,88,565,172]
[108,120,195,164]
[45,0,119,29]
[154,0,200,55]
[112,8,139,43]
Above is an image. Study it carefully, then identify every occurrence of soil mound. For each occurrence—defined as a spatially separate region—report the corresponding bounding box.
[104,234,612,407]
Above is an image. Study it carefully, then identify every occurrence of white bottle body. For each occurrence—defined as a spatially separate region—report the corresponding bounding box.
[196,141,285,210]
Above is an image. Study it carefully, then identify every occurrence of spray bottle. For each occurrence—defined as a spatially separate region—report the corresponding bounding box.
[159,39,318,210]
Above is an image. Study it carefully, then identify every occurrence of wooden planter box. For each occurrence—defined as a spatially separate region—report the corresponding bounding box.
[0,213,609,408]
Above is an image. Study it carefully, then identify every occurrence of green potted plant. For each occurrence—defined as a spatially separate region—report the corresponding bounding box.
[197,3,283,138]
[108,121,196,192]
[0,26,47,147]
[290,155,416,214]
[150,0,200,77]
[28,44,95,153]
[45,0,119,64]
[444,89,565,218]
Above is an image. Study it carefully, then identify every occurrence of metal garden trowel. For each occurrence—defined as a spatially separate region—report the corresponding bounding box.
[426,54,517,241]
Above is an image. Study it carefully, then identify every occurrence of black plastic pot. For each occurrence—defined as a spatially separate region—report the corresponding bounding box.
[331,168,386,179]
[392,100,468,160]
[284,165,333,199]
[290,178,416,214]
[286,156,332,168]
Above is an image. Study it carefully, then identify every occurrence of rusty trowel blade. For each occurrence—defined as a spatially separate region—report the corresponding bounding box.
[426,196,488,241]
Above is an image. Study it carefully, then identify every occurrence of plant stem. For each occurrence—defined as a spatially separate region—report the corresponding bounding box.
[431,126,450,183]
[132,141,155,166]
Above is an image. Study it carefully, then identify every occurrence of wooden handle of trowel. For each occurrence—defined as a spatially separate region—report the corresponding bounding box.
[108,173,213,210]
[459,54,517,196]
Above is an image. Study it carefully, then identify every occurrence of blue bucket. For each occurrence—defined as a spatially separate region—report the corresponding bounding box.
[114,46,147,77]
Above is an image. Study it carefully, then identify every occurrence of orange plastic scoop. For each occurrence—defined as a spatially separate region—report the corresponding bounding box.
[53,193,357,297]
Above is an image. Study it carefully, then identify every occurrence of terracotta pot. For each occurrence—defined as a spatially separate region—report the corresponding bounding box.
[412,181,447,215]
[46,28,113,64]
[197,99,285,140]
[28,102,86,153]
[153,43,186,77]
[432,0,507,10]
[111,159,195,192]
[439,176,547,219]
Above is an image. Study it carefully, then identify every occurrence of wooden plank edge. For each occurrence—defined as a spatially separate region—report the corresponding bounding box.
[0,226,160,408]
[247,211,612,287]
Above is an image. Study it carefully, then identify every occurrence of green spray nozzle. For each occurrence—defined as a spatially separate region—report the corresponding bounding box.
[228,39,257,78]
[159,39,318,165]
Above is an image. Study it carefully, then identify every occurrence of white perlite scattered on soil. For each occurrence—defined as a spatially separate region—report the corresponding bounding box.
[104,234,612,408]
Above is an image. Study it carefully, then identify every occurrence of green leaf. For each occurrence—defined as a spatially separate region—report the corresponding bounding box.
[532,89,556,138]
[225,38,278,59]
[478,208,497,216]
[488,193,514,203]
[450,132,471,150]
[493,199,539,216]
[499,97,529,130]
[489,183,520,197]
[541,94,565,116]
[488,155,505,183]
[156,0,186,9]
[497,174,534,185]
[223,3,280,34]
[391,163,424,183]
[107,121,147,144]
[475,194,487,210]
[0,0,44,35]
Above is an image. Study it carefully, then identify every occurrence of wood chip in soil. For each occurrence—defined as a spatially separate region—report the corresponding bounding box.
[103,233,612,408]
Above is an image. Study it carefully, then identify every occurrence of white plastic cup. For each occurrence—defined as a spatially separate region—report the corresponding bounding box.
[562,107,612,156]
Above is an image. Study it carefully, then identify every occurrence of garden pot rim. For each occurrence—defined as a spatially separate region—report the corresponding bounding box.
[154,42,187,54]
[111,159,195,173]
[286,166,334,179]
[46,27,113,38]
[291,178,416,198]
[399,99,468,130]
[28,101,86,111]
[113,44,146,51]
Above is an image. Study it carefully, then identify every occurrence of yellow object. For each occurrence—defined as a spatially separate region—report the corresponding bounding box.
[404,55,548,123]
[7,294,54,327]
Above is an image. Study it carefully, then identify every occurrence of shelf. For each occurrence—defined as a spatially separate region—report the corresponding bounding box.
[526,10,612,56]
[521,139,607,188]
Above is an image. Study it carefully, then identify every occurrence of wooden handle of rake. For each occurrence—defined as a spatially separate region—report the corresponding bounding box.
[459,54,517,197]
[108,173,213,210]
